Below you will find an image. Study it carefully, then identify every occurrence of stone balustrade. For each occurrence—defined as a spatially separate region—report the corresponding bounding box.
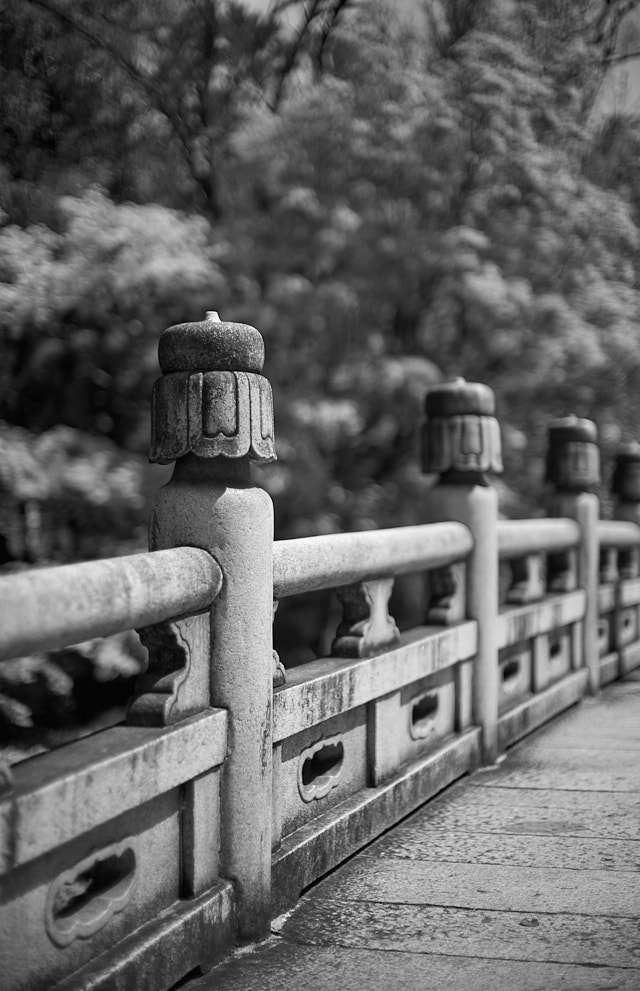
[1,314,640,991]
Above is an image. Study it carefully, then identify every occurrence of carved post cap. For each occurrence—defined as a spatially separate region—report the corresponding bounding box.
[150,311,276,465]
[424,379,495,418]
[421,378,502,484]
[612,442,640,502]
[545,415,600,493]
[159,311,265,374]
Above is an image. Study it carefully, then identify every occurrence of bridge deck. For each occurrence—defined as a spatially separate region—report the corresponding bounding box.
[186,672,640,990]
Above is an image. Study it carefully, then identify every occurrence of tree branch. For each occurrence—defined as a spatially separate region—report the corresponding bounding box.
[23,0,222,214]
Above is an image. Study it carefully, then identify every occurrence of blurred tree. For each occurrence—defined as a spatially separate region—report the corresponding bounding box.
[231,0,640,515]
[1,0,357,221]
[0,189,225,447]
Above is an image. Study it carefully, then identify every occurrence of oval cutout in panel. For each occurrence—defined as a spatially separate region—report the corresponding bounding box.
[45,842,137,947]
[549,636,563,662]
[298,735,344,803]
[501,658,520,694]
[410,691,439,740]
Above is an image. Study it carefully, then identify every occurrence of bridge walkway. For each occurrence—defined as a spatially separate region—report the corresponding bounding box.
[186,671,640,991]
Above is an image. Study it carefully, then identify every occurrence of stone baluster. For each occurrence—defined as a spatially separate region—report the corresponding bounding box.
[612,443,640,578]
[146,311,276,939]
[422,379,502,763]
[545,416,600,694]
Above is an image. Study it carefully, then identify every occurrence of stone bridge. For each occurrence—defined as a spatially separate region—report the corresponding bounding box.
[1,315,639,990]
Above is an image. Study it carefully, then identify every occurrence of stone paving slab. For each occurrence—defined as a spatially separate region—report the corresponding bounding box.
[471,749,640,792]
[392,795,640,839]
[311,859,640,916]
[458,785,640,809]
[186,942,640,991]
[366,829,640,871]
[275,901,640,968]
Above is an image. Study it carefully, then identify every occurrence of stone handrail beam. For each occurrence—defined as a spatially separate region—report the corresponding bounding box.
[0,546,222,662]
[597,520,640,550]
[497,519,580,560]
[272,522,473,598]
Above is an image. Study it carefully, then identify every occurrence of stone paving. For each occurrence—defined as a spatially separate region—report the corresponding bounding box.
[187,672,640,990]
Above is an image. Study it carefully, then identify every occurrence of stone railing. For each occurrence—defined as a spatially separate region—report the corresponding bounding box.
[1,315,640,991]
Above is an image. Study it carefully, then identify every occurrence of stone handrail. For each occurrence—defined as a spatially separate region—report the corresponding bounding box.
[497,519,580,559]
[273,522,473,598]
[597,520,640,549]
[0,546,222,662]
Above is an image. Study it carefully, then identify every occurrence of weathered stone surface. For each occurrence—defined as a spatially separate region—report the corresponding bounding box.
[425,562,466,624]
[273,622,477,742]
[277,900,640,968]
[612,442,640,503]
[187,677,640,991]
[313,858,640,915]
[0,546,220,662]
[0,709,227,869]
[273,522,473,598]
[271,730,481,917]
[129,611,211,726]
[183,942,640,991]
[422,380,502,482]
[53,882,234,991]
[471,748,640,792]
[331,578,400,658]
[545,416,600,492]
[498,668,588,750]
[158,313,265,373]
[368,826,640,871]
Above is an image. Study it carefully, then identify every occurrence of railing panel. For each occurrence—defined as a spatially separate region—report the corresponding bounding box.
[273,623,477,742]
[1,709,227,868]
[497,591,586,649]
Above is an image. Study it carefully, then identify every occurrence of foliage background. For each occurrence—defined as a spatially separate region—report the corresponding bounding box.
[2,0,640,742]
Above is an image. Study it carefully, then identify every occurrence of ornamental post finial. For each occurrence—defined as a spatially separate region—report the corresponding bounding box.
[611,442,640,504]
[150,311,276,465]
[421,379,502,485]
[545,416,599,493]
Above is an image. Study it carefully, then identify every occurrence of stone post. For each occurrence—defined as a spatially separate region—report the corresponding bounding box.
[545,417,600,694]
[148,311,276,939]
[422,379,502,764]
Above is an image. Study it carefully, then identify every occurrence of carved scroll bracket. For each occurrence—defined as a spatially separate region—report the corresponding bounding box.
[507,554,546,605]
[426,563,466,625]
[128,612,210,726]
[547,549,578,593]
[331,578,400,658]
[599,547,619,585]
[272,600,286,688]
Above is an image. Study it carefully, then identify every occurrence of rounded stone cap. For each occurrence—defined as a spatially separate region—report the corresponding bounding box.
[612,442,640,498]
[158,312,265,374]
[613,442,640,468]
[425,379,495,417]
[546,416,598,446]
